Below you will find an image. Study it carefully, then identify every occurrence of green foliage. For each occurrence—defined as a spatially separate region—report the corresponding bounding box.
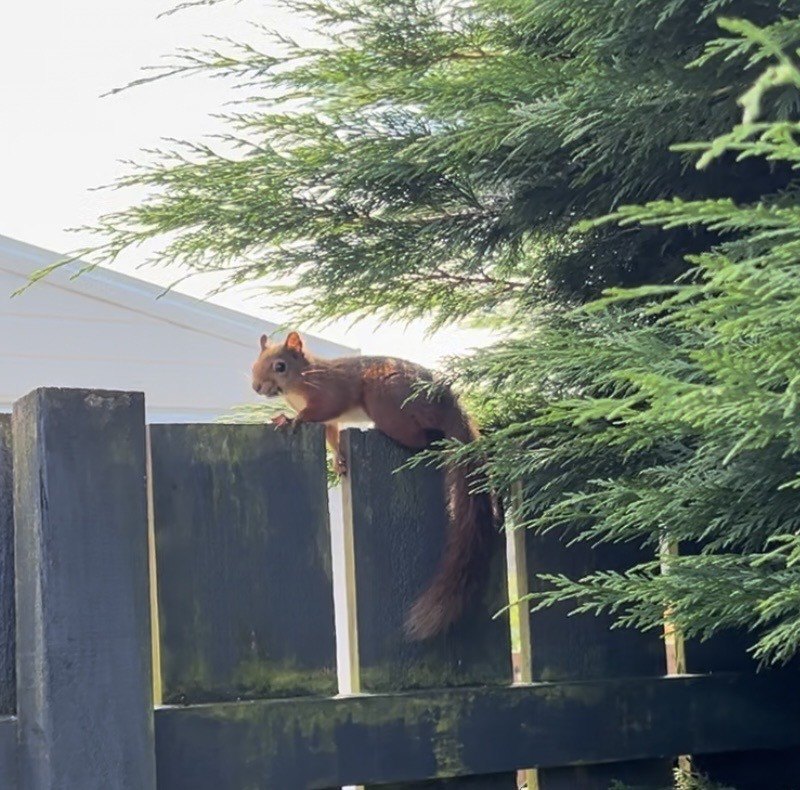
[75,0,800,664]
[675,771,735,790]
[79,0,795,325]
[503,21,800,665]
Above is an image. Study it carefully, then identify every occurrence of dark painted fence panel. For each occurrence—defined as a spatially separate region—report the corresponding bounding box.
[0,717,16,789]
[13,389,155,790]
[341,429,516,789]
[0,416,14,716]
[1,389,798,789]
[149,423,336,705]
[154,672,800,788]
[676,538,800,788]
[526,530,673,789]
[684,606,800,788]
[2,420,23,787]
[342,429,511,692]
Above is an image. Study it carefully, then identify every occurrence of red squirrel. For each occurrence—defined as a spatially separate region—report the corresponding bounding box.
[251,331,497,640]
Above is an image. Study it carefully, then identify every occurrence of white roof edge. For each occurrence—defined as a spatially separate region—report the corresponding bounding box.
[0,234,359,358]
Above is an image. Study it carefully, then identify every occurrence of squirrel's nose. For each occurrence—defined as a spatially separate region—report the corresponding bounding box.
[252,381,262,394]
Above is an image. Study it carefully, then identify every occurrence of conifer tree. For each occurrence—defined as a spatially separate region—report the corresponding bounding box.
[512,20,800,664]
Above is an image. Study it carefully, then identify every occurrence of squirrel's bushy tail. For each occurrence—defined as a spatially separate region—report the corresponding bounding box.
[404,406,497,641]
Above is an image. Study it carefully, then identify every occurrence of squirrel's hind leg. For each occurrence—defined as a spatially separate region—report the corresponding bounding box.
[363,396,430,450]
[325,423,348,476]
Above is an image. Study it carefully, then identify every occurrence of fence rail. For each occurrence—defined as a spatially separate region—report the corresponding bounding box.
[0,388,798,789]
[153,673,800,789]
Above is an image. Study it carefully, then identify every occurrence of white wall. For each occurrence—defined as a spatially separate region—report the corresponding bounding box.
[0,236,356,421]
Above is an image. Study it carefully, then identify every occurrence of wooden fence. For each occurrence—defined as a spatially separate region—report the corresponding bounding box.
[0,387,799,789]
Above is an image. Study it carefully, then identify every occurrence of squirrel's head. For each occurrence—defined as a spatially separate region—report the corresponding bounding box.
[252,331,310,397]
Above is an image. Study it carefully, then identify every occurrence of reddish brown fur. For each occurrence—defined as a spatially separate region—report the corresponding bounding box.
[252,331,497,639]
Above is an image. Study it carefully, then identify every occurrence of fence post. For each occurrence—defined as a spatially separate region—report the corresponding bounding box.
[13,389,156,790]
[0,416,14,717]
[0,416,17,789]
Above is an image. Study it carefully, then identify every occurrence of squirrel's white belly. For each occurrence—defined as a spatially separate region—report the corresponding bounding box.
[284,391,372,428]
[284,391,308,414]
[335,407,373,428]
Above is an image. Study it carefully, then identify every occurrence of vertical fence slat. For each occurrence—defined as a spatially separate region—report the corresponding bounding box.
[13,388,155,790]
[0,415,16,790]
[689,748,800,790]
[149,422,336,705]
[680,540,800,789]
[525,530,673,789]
[684,584,800,789]
[343,429,510,692]
[0,415,14,716]
[342,429,517,789]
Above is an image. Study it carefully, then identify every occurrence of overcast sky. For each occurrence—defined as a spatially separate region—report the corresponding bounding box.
[0,0,491,367]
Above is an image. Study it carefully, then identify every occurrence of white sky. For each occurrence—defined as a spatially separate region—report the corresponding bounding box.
[0,0,492,367]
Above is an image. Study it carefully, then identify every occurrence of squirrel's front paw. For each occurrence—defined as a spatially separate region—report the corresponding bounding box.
[271,413,292,428]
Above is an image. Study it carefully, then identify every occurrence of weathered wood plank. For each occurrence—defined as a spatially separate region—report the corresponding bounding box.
[342,429,511,692]
[691,749,800,790]
[13,388,155,790]
[0,416,14,715]
[149,423,336,704]
[154,671,800,789]
[0,716,18,789]
[681,541,758,675]
[683,578,800,787]
[525,529,673,788]
[341,429,515,789]
[684,631,787,786]
[678,540,800,788]
[526,536,666,681]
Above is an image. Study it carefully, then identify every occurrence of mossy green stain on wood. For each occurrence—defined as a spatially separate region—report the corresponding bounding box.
[150,423,336,704]
[13,389,156,788]
[524,517,671,789]
[154,672,800,789]
[342,429,515,789]
[343,429,512,694]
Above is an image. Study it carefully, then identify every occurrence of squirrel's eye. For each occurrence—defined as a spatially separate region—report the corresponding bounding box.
[273,360,287,373]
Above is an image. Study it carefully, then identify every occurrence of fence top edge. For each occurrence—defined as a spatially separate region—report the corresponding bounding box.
[12,387,146,412]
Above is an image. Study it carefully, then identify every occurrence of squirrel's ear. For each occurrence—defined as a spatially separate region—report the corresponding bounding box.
[260,334,268,351]
[284,331,304,354]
